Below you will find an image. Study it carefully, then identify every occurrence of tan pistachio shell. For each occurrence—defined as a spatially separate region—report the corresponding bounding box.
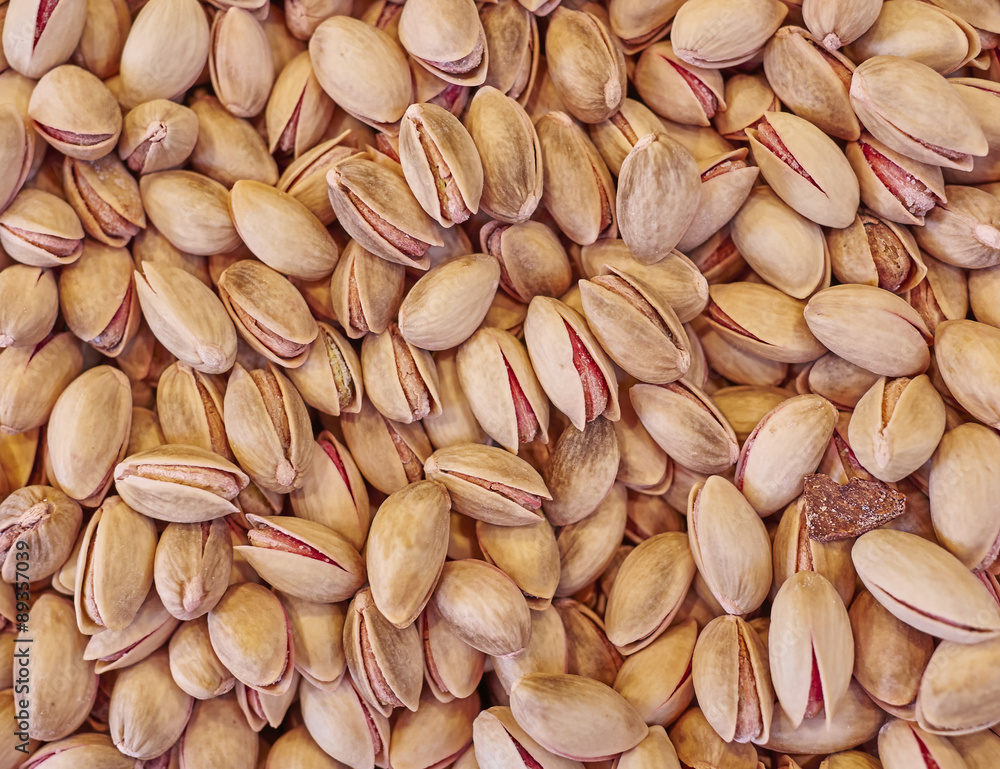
[613,618,697,726]
[398,0,488,86]
[300,676,390,769]
[28,64,122,160]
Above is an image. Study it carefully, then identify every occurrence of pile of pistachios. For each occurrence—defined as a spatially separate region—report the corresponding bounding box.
[2,0,1000,765]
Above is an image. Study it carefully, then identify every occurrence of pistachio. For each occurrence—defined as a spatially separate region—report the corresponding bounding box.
[616,133,700,264]
[266,52,335,159]
[0,266,59,349]
[188,91,279,189]
[168,615,236,699]
[677,149,759,253]
[671,0,787,68]
[218,259,319,368]
[2,0,87,79]
[389,691,479,769]
[802,0,882,50]
[424,443,550,526]
[473,705,583,769]
[154,519,233,621]
[118,99,200,175]
[510,674,648,762]
[853,529,1000,643]
[746,111,860,229]
[770,571,855,729]
[398,0,487,86]
[113,443,250,522]
[916,634,1000,735]
[28,64,122,160]
[299,676,390,769]
[914,185,1000,269]
[62,154,146,248]
[208,582,295,695]
[713,72,779,141]
[341,396,433,495]
[237,514,365,602]
[0,485,81,582]
[209,8,274,119]
[0,103,34,214]
[933,320,1000,427]
[309,16,412,130]
[366,480,451,628]
[180,694,259,769]
[692,615,773,743]
[139,170,242,256]
[0,188,84,268]
[878,719,967,769]
[84,590,180,674]
[849,55,988,172]
[556,483,628,597]
[605,532,696,654]
[281,593,346,690]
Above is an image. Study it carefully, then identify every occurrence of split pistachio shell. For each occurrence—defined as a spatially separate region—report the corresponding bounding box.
[210,8,275,119]
[827,211,926,293]
[746,111,860,229]
[422,599,487,702]
[74,495,156,634]
[218,259,319,368]
[616,133,700,264]
[366,480,450,628]
[424,443,550,526]
[929,423,1000,572]
[343,587,423,715]
[326,157,444,270]
[555,483,628,597]
[473,705,584,769]
[300,676,390,769]
[154,519,233,621]
[389,691,479,769]
[224,363,314,492]
[692,615,774,743]
[0,334,82,433]
[28,64,122,160]
[456,326,549,453]
[510,674,648,761]
[181,693,259,769]
[169,616,236,699]
[341,396,433,495]
[915,185,1000,270]
[156,362,231,459]
[430,558,532,657]
[113,443,250,522]
[399,0,487,87]
[524,295,619,430]
[708,282,828,365]
[634,41,725,127]
[849,375,946,483]
[853,529,1000,643]
[761,681,886,754]
[687,476,771,614]
[62,154,146,249]
[229,180,339,281]
[208,582,295,695]
[0,188,84,268]
[361,324,442,423]
[769,571,855,729]
[285,322,363,417]
[773,497,856,607]
[849,55,988,172]
[237,514,365,602]
[399,102,484,227]
[2,0,87,79]
[0,266,59,349]
[677,149,759,253]
[490,605,567,693]
[267,53,335,158]
[330,239,406,339]
[118,99,200,175]
[84,590,180,674]
[878,719,967,769]
[605,532,696,654]
[478,518,560,611]
[0,485,82,582]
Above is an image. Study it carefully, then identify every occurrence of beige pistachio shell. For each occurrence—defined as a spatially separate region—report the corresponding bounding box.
[677,149,759,253]
[343,587,423,716]
[62,154,146,249]
[308,16,412,128]
[747,111,860,229]
[0,333,82,436]
[543,417,619,527]
[770,571,855,729]
[48,365,132,506]
[671,0,787,68]
[118,99,200,175]
[0,266,59,349]
[630,380,739,475]
[634,41,725,127]
[208,582,294,695]
[229,180,338,281]
[85,590,180,674]
[853,529,1000,643]
[510,674,648,762]
[210,7,274,119]
[850,590,933,715]
[464,86,543,224]
[281,594,346,690]
[118,0,210,108]
[139,170,241,256]
[473,705,585,769]
[180,693,259,769]
[490,605,567,694]
[0,188,84,268]
[929,423,1000,572]
[113,443,250,522]
[218,259,319,368]
[430,558,532,657]
[556,483,628,597]
[390,691,480,769]
[28,64,122,160]
[916,634,1000,736]
[736,394,839,516]
[187,92,279,189]
[804,284,932,376]
[422,600,486,701]
[605,532,696,654]
[915,185,1000,270]
[266,53,335,159]
[613,619,696,726]
[692,615,774,744]
[687,475,771,614]
[478,518,560,611]
[300,676,390,769]
[617,133,700,264]
[802,0,882,50]
[398,0,487,86]
[237,514,365,603]
[878,719,967,769]
[2,0,87,79]
[367,480,450,628]
[849,55,988,171]
[154,519,233,621]
[341,397,433,495]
